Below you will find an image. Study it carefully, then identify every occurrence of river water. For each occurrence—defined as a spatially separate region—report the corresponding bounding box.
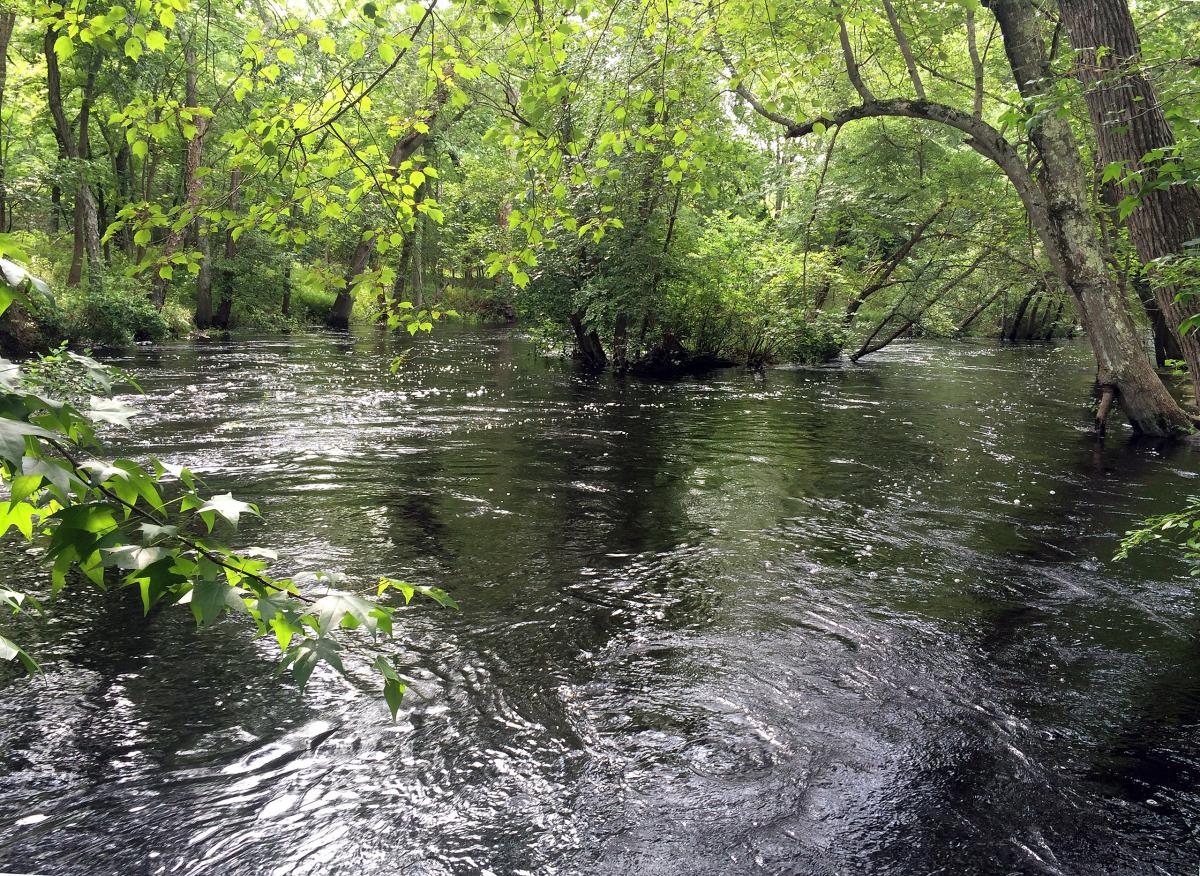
[1,328,1199,875]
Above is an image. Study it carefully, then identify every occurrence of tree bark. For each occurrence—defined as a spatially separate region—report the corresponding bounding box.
[195,231,213,328]
[1059,0,1200,406]
[45,28,102,286]
[0,11,14,233]
[212,170,240,330]
[153,38,209,308]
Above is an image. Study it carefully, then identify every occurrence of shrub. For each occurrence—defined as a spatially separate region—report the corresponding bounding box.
[767,308,847,364]
[60,277,171,348]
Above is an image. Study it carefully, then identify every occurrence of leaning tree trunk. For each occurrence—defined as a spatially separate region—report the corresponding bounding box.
[570,310,607,369]
[1059,0,1200,406]
[328,236,373,329]
[987,0,1192,435]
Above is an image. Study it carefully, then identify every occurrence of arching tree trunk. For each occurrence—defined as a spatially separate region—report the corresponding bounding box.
[725,0,1193,433]
[1059,0,1200,406]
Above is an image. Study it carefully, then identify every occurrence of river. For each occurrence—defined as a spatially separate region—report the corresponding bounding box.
[1,328,1199,875]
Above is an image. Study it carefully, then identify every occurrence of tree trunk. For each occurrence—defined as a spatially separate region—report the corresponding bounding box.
[1059,0,1200,406]
[195,231,213,328]
[844,201,947,323]
[1006,287,1036,341]
[383,230,417,322]
[1131,273,1179,367]
[328,236,373,329]
[570,310,607,369]
[0,11,14,233]
[956,290,1001,335]
[986,0,1192,435]
[612,312,629,371]
[327,95,445,329]
[153,38,209,308]
[212,170,239,330]
[45,29,102,286]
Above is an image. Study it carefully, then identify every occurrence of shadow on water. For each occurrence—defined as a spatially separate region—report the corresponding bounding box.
[2,329,1200,875]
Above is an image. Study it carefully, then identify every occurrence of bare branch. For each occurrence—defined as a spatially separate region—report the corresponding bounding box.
[966,7,985,119]
[882,0,926,99]
[716,44,803,132]
[836,9,875,102]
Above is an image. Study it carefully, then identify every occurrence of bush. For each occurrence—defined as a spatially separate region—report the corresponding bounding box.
[60,277,172,348]
[767,308,847,364]
[655,214,847,365]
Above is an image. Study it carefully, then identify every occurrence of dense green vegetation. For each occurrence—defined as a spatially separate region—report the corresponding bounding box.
[3,0,1200,695]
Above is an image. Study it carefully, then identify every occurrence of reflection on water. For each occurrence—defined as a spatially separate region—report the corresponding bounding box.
[1,328,1199,875]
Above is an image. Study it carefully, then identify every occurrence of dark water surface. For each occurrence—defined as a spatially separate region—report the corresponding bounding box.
[2,328,1200,875]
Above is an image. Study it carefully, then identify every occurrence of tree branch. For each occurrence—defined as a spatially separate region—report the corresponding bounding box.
[966,7,985,119]
[882,0,926,99]
[836,9,875,102]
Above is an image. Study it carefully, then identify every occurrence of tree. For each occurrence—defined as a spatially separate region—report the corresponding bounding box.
[718,0,1192,435]
[1059,0,1200,404]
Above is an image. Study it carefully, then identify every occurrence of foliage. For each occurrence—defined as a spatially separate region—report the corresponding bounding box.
[1117,497,1200,574]
[59,275,178,347]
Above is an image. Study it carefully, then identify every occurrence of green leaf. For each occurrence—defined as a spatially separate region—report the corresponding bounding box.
[191,577,229,625]
[312,592,389,635]
[413,585,458,609]
[378,576,415,602]
[88,397,137,427]
[0,634,38,673]
[282,637,345,690]
[124,37,143,61]
[0,419,55,464]
[106,544,169,571]
[53,34,75,61]
[198,493,259,528]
